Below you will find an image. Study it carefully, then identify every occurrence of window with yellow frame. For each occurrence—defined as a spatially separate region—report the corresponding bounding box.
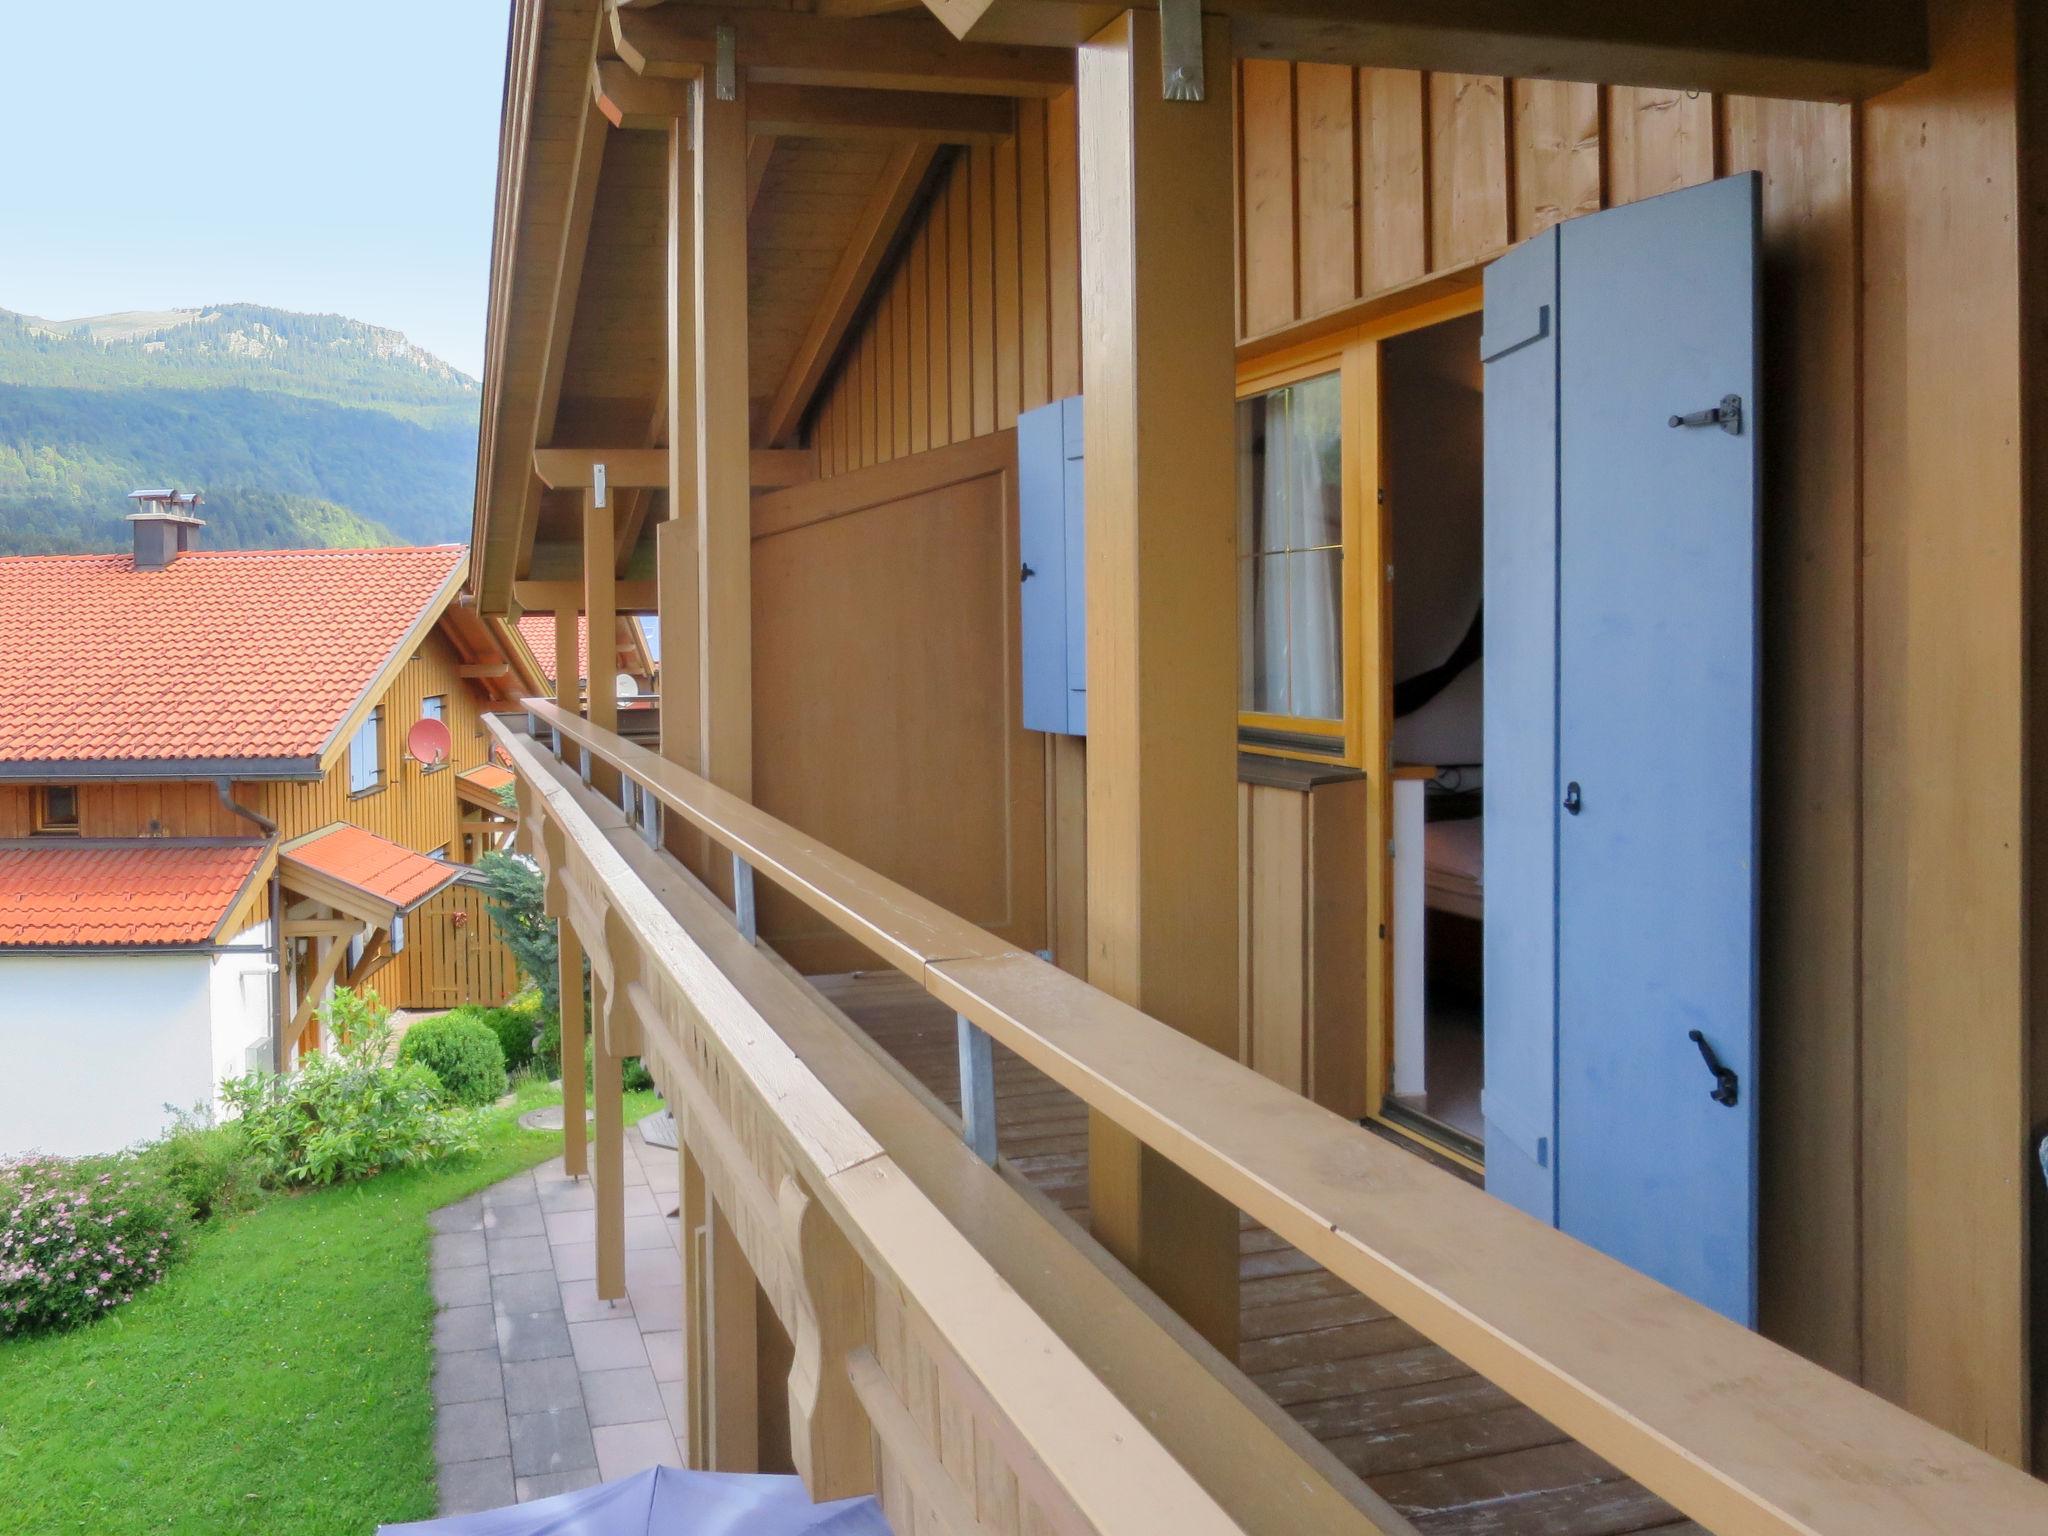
[1235,291,1483,770]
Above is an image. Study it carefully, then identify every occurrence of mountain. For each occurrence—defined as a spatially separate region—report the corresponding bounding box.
[0,303,480,556]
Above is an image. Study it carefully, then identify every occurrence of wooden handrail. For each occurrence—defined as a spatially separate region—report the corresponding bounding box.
[503,723,1273,1536]
[510,700,2048,1536]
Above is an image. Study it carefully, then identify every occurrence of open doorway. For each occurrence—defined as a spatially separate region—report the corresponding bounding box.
[1381,310,1486,1160]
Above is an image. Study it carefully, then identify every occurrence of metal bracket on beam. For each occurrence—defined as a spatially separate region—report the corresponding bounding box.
[1160,0,1204,102]
[956,1014,998,1164]
[714,24,737,102]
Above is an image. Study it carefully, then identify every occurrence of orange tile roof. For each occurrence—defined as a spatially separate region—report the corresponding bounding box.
[0,546,465,767]
[515,614,650,687]
[457,763,515,794]
[281,823,462,914]
[0,842,265,947]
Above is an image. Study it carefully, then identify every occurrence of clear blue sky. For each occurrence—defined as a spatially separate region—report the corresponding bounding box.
[0,1,507,377]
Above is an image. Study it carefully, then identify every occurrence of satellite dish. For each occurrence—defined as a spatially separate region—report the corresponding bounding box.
[615,672,637,700]
[407,716,454,767]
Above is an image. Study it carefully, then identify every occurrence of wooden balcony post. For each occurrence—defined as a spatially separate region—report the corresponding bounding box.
[694,70,753,821]
[662,109,708,877]
[559,920,588,1179]
[1077,8,1241,1355]
[583,486,620,799]
[592,971,626,1302]
[706,1200,761,1469]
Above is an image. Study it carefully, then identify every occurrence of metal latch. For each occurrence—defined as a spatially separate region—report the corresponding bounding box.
[1668,394,1742,435]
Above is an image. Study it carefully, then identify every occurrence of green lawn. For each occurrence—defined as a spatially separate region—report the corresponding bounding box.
[0,1082,658,1536]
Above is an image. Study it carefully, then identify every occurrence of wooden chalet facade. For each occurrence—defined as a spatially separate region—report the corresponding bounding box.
[470,0,2048,1530]
[0,523,534,1154]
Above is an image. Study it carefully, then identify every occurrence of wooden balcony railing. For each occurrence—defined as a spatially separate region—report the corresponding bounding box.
[490,701,2048,1536]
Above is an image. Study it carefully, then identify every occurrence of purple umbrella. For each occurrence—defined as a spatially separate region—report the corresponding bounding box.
[377,1467,891,1536]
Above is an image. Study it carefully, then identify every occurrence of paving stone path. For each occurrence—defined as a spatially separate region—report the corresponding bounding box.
[428,1120,685,1515]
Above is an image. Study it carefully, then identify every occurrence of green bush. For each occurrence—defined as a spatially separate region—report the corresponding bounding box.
[469,992,545,1074]
[535,1011,562,1078]
[222,990,479,1186]
[397,1012,509,1108]
[140,1111,265,1224]
[0,1153,186,1336]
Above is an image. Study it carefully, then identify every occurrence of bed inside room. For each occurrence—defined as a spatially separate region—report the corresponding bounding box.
[1383,310,1487,1156]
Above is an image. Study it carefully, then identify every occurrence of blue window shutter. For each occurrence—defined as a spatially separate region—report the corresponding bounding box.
[1018,395,1086,736]
[1061,395,1086,735]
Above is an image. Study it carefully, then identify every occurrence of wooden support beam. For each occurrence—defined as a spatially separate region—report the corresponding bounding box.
[919,0,1927,102]
[593,972,626,1301]
[664,112,710,878]
[1077,8,1240,1356]
[707,1201,761,1469]
[513,578,658,614]
[281,917,364,940]
[744,82,1012,144]
[534,446,814,492]
[758,142,937,447]
[612,4,1073,97]
[594,59,694,131]
[289,927,363,1048]
[746,136,776,212]
[584,488,620,797]
[560,918,588,1178]
[695,67,753,810]
[341,929,392,994]
[456,661,512,680]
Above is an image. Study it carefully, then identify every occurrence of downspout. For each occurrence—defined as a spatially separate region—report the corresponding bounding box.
[215,779,286,1074]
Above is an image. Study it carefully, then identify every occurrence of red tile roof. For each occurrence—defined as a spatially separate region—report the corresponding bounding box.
[0,546,465,766]
[515,614,651,687]
[457,763,515,795]
[0,842,265,947]
[281,824,462,914]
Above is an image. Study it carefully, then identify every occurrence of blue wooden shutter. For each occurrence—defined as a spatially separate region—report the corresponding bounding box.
[1480,224,1562,1224]
[1484,173,1762,1325]
[1018,395,1086,735]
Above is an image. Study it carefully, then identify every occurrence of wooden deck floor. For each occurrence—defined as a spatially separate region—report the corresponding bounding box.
[811,970,1700,1536]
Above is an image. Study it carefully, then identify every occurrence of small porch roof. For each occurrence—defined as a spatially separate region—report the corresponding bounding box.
[279,824,465,929]
[0,839,268,949]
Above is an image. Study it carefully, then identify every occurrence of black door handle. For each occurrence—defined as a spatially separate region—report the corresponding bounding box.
[1562,781,1582,815]
[1687,1030,1739,1108]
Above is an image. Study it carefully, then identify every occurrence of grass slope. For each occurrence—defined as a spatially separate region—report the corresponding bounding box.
[0,1085,656,1536]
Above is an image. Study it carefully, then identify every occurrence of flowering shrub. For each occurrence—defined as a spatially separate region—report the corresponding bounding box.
[0,1154,185,1337]
[221,990,478,1186]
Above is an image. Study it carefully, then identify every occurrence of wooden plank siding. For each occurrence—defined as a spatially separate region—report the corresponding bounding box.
[787,3,2030,1460]
[3,627,524,1011]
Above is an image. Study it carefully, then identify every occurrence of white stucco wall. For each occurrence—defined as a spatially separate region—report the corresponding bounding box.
[208,922,275,1101]
[1,952,219,1156]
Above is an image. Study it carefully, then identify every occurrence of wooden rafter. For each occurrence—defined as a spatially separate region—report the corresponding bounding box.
[744,83,1011,143]
[916,0,1925,102]
[611,4,1072,97]
[758,143,937,447]
[746,136,776,212]
[533,446,816,492]
[342,929,393,993]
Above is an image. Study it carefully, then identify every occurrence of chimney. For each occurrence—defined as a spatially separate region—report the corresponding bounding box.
[125,489,206,569]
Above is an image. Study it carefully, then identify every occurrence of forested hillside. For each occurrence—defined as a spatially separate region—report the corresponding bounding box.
[0,305,479,555]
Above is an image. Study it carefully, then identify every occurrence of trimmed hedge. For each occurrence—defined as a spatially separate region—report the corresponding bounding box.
[441,993,546,1075]
[396,1013,508,1108]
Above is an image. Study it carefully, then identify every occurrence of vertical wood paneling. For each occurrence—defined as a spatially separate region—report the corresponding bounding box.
[1358,68,1429,294]
[908,229,930,456]
[926,193,952,449]
[876,283,895,463]
[893,267,913,460]
[1017,99,1051,413]
[1046,89,1081,400]
[1605,86,1717,205]
[1512,79,1602,238]
[947,168,975,435]
[1428,73,1511,268]
[1239,59,1299,336]
[994,132,1023,430]
[969,143,999,438]
[1295,63,1360,318]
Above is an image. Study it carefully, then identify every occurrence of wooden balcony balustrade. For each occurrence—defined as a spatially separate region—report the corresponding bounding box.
[489,701,2048,1536]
